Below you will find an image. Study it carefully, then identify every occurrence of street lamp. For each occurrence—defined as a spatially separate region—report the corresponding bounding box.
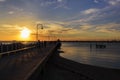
[36,24,44,41]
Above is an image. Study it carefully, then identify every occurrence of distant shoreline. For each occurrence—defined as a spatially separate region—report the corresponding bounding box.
[0,40,120,42]
[62,40,120,42]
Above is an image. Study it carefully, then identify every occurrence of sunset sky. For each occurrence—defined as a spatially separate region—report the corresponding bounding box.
[0,0,120,41]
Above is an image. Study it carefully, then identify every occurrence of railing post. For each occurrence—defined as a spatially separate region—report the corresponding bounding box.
[6,45,9,56]
[0,43,3,58]
[15,43,17,50]
[12,43,14,51]
[1,44,3,53]
[0,43,2,53]
[7,44,8,52]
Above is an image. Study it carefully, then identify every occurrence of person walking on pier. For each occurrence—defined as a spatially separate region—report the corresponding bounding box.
[57,39,61,48]
[37,40,41,48]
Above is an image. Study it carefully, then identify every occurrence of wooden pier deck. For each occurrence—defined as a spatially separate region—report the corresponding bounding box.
[0,42,58,80]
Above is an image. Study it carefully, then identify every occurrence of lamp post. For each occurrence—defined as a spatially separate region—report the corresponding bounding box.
[36,24,44,41]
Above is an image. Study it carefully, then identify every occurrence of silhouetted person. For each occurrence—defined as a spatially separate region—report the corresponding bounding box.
[57,39,61,48]
[37,40,41,48]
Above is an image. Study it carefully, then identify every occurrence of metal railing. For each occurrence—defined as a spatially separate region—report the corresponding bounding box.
[0,41,36,57]
[0,41,58,58]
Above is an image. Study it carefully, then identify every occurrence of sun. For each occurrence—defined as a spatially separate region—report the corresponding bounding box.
[20,27,30,39]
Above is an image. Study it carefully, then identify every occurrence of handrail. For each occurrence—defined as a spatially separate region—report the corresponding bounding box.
[0,46,36,57]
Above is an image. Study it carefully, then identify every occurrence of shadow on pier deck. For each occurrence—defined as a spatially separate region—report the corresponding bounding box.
[0,42,59,80]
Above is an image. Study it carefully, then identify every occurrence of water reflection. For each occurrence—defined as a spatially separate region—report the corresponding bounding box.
[60,42,120,69]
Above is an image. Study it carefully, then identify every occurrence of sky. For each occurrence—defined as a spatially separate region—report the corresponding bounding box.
[0,0,120,41]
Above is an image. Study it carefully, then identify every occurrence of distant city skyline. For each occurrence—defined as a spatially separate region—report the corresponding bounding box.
[0,0,120,41]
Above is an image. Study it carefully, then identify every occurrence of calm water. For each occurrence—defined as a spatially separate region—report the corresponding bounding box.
[60,42,120,69]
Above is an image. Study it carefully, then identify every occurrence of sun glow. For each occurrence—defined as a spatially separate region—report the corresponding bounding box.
[20,27,30,39]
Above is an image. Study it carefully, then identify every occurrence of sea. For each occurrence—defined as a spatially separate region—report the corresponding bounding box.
[60,42,120,69]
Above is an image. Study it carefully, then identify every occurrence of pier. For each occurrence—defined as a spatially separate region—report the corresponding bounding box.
[0,41,120,80]
[0,41,59,80]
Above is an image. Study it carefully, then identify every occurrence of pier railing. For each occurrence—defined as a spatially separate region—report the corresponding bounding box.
[0,41,36,52]
[0,41,60,80]
[0,41,58,58]
[0,46,35,57]
[0,42,36,57]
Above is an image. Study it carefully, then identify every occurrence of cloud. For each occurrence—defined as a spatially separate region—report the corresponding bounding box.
[39,0,69,9]
[81,8,99,15]
[95,28,112,33]
[54,0,70,9]
[35,21,80,36]
[107,0,120,6]
[66,2,120,26]
[8,11,14,14]
[1,24,23,30]
[51,22,120,40]
[0,24,20,34]
[95,23,120,33]
[62,8,100,24]
[40,1,56,7]
[9,6,24,12]
[79,25,92,31]
[94,0,99,3]
[57,0,63,2]
[50,21,120,36]
[0,0,6,2]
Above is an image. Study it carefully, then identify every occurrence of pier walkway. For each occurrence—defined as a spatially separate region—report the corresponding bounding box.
[0,42,58,80]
